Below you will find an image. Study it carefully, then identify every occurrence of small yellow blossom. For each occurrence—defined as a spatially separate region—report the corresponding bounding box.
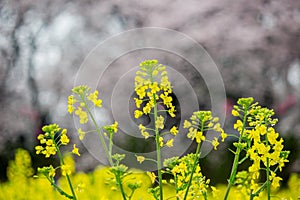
[43,146,56,157]
[134,98,143,108]
[72,144,80,156]
[270,171,282,188]
[60,134,69,145]
[78,128,86,140]
[147,171,156,184]
[143,104,152,114]
[138,124,146,132]
[35,146,44,154]
[136,86,147,99]
[166,139,174,147]
[136,155,145,164]
[111,121,118,133]
[195,131,205,143]
[170,126,178,135]
[221,131,228,142]
[67,95,76,114]
[48,165,56,178]
[61,164,71,176]
[232,109,239,117]
[183,120,192,128]
[156,115,164,129]
[141,131,150,139]
[187,127,197,140]
[159,137,164,147]
[212,138,219,150]
[134,110,143,118]
[75,107,88,124]
[234,120,243,132]
[268,128,279,145]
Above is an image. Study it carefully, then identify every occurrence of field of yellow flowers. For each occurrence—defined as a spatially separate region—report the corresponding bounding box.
[1,148,299,200]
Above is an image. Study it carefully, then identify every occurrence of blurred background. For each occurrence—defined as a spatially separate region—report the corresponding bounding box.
[0,0,299,186]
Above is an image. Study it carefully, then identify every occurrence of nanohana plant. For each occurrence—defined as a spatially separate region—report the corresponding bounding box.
[34,60,289,200]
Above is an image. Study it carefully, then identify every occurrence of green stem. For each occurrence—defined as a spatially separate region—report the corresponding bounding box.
[223,110,249,200]
[153,93,163,200]
[174,175,179,200]
[53,137,77,200]
[115,172,127,200]
[202,191,207,200]
[250,181,268,200]
[50,179,74,199]
[183,125,202,200]
[109,133,113,159]
[128,189,134,200]
[223,146,241,200]
[266,145,271,200]
[81,95,113,166]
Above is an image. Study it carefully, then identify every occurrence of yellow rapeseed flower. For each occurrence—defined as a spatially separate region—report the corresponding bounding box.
[78,128,86,140]
[221,131,228,142]
[136,156,145,164]
[166,139,174,147]
[232,109,239,117]
[147,171,156,184]
[183,120,192,128]
[170,126,178,136]
[61,164,71,176]
[159,137,164,147]
[134,110,143,118]
[72,144,80,156]
[195,131,205,143]
[155,115,164,129]
[35,146,44,154]
[141,131,150,139]
[212,138,219,150]
[60,134,70,145]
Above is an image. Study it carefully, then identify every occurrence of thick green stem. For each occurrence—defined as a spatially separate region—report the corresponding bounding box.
[266,139,271,200]
[183,122,203,200]
[223,146,241,200]
[153,93,163,200]
[224,109,248,200]
[115,172,127,200]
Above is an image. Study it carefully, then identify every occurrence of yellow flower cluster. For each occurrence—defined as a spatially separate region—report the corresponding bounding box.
[87,90,102,107]
[184,111,226,150]
[103,121,119,135]
[134,60,179,150]
[68,85,103,124]
[39,165,56,177]
[134,60,175,118]
[35,123,81,159]
[231,97,289,191]
[164,154,211,199]
[35,124,70,158]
